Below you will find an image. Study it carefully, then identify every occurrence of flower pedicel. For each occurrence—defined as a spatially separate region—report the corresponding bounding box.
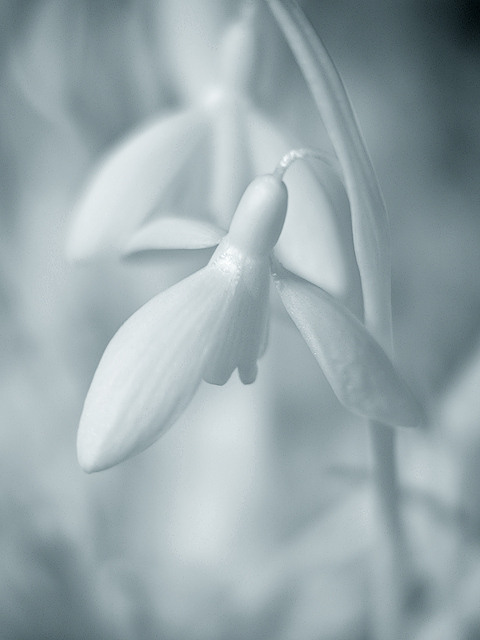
[77,151,424,473]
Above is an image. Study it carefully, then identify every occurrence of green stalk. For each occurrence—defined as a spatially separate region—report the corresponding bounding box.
[265,2,410,638]
[369,423,410,640]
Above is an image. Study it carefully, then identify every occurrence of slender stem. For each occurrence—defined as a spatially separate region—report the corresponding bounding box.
[266,0,392,347]
[265,2,411,638]
[273,147,340,180]
[369,423,409,640]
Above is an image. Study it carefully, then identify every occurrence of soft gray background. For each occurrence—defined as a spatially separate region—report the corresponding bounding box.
[1,1,480,638]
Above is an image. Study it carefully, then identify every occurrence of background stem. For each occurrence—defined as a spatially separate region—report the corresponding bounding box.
[370,422,409,640]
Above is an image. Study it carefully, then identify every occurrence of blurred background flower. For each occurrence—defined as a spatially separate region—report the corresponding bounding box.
[1,1,480,638]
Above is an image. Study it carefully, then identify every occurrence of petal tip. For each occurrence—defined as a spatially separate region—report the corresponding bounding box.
[76,427,112,473]
[65,208,124,263]
[76,405,128,473]
[77,445,102,474]
[77,428,130,473]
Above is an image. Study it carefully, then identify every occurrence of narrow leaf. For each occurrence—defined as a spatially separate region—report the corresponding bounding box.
[272,260,424,427]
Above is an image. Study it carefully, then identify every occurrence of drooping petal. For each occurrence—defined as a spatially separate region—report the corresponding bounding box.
[66,107,209,261]
[271,260,425,428]
[124,217,225,252]
[246,105,360,300]
[77,237,272,472]
[77,264,234,473]
[202,242,271,385]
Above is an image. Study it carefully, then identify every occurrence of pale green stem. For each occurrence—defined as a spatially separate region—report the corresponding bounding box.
[369,423,410,640]
[273,147,340,180]
[265,2,410,638]
[266,0,392,346]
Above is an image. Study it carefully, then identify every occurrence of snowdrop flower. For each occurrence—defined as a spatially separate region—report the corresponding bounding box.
[77,156,424,473]
[65,4,353,297]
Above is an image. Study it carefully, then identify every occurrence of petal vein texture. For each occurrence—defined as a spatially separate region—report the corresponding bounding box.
[272,260,424,428]
[77,264,232,472]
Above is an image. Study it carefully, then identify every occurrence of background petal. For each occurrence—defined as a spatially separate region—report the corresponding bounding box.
[124,217,224,252]
[66,107,209,261]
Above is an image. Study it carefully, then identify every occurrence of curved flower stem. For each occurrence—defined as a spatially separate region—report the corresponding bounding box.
[265,0,391,347]
[273,147,340,181]
[265,2,411,638]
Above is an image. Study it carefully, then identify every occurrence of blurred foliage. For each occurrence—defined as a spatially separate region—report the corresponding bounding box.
[1,1,480,638]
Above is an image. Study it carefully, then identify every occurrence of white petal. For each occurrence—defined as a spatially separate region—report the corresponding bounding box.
[246,106,358,298]
[77,265,233,473]
[202,241,271,385]
[66,107,209,261]
[124,217,225,252]
[272,260,425,428]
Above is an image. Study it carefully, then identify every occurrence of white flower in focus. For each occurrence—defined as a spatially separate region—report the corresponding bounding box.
[77,171,424,473]
[65,5,354,297]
